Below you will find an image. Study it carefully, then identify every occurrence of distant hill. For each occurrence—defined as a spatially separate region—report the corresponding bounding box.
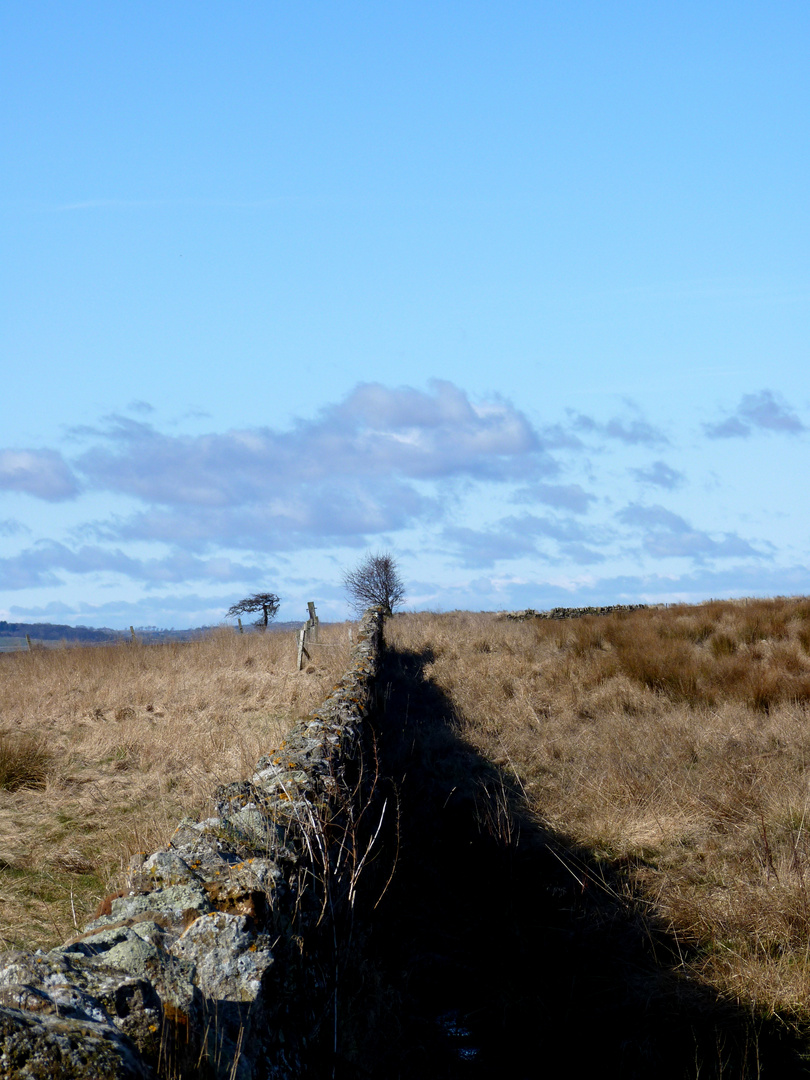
[0,619,309,648]
[0,620,120,643]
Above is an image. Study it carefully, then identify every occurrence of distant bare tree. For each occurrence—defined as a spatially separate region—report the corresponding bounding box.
[343,552,405,617]
[226,592,281,628]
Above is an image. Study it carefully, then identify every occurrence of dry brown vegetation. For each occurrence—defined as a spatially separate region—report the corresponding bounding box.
[386,597,810,1021]
[0,624,352,951]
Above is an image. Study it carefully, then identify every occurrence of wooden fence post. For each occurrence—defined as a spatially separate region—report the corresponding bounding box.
[297,601,321,670]
[307,601,319,642]
[238,618,244,634]
[130,626,136,643]
[296,602,336,669]
[297,627,310,671]
[25,634,32,651]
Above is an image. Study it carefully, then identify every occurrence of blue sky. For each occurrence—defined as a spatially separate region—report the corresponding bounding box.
[2,1,809,627]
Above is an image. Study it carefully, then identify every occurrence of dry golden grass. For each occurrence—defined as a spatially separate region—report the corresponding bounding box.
[0,624,353,951]
[386,598,810,1020]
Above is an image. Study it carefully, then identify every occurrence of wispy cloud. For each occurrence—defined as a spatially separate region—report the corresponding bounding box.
[629,460,685,490]
[0,449,80,501]
[59,381,561,549]
[512,482,597,513]
[441,523,541,568]
[93,481,439,552]
[77,382,553,505]
[443,513,611,568]
[617,504,764,561]
[0,541,268,591]
[569,408,668,446]
[0,519,30,538]
[704,389,806,439]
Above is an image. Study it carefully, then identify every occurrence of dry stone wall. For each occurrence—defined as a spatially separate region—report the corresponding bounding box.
[502,604,651,621]
[0,608,385,1079]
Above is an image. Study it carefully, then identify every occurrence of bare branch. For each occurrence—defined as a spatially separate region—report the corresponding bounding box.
[342,552,405,617]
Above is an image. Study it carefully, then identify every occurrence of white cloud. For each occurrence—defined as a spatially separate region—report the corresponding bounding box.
[617,504,765,561]
[569,410,668,446]
[75,382,554,510]
[0,541,269,590]
[629,460,684,490]
[61,382,559,550]
[0,450,79,501]
[704,389,806,439]
[443,513,611,568]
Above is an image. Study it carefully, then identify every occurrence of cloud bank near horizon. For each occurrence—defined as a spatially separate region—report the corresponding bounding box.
[0,380,806,624]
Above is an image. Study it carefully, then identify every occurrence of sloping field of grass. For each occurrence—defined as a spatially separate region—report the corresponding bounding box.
[0,625,352,950]
[386,598,810,1023]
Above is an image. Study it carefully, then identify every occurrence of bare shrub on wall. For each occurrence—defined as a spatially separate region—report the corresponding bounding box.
[343,552,405,617]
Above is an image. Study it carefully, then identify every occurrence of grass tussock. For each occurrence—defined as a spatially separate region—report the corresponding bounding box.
[0,624,353,950]
[0,733,51,791]
[386,597,810,1020]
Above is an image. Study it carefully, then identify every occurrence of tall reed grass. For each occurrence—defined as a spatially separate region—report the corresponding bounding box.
[386,598,810,1019]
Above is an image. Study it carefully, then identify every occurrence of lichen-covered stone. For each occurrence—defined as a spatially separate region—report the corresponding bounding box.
[0,950,165,1069]
[170,913,274,1002]
[71,929,161,978]
[128,850,198,891]
[0,1006,154,1078]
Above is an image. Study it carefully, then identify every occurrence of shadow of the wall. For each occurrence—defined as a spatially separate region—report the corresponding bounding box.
[343,643,810,1079]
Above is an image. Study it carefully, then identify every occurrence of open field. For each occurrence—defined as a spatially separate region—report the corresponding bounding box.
[6,596,810,1069]
[386,598,810,1023]
[0,624,352,951]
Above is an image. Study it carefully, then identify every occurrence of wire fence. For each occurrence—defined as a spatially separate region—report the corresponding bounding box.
[0,605,352,670]
[0,637,30,653]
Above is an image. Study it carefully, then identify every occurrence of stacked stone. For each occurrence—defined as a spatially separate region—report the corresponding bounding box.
[0,608,384,1079]
[503,604,650,621]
